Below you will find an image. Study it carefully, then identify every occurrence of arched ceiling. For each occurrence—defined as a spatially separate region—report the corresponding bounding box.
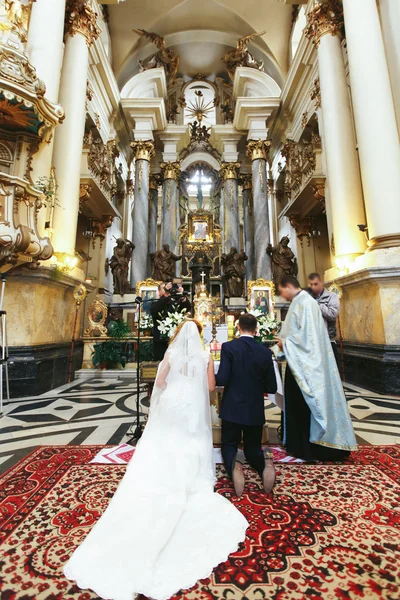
[107,0,295,90]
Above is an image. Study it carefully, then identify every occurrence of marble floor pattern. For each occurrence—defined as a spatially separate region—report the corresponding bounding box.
[0,376,399,474]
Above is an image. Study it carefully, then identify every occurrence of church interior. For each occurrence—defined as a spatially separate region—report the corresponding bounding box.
[0,0,400,598]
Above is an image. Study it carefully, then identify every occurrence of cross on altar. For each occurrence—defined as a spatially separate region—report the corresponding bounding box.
[200,271,206,285]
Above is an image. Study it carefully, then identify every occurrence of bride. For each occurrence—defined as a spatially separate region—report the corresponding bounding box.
[64,319,248,600]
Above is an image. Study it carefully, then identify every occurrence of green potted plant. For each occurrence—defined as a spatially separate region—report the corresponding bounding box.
[91,319,131,369]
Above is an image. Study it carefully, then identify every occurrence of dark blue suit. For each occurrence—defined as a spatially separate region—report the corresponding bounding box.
[216,336,277,476]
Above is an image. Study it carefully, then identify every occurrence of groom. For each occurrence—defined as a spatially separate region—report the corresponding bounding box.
[216,313,277,496]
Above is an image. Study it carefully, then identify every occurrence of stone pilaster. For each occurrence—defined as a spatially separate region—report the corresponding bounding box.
[130,140,155,284]
[240,174,254,280]
[219,162,241,252]
[160,161,181,253]
[51,1,100,257]
[305,0,366,267]
[246,140,272,279]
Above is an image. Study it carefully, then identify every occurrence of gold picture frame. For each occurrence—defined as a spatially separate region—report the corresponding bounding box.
[247,279,275,317]
[188,209,214,243]
[135,278,161,316]
[84,298,108,337]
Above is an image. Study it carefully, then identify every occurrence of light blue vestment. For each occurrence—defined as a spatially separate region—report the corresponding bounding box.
[280,291,357,451]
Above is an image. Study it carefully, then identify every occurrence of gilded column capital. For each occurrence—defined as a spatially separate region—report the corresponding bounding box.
[130,140,155,162]
[65,0,101,46]
[239,174,252,190]
[219,162,241,180]
[149,173,162,189]
[246,139,271,161]
[304,0,343,46]
[160,161,181,181]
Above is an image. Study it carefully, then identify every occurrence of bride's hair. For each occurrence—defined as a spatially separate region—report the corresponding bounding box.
[169,318,203,345]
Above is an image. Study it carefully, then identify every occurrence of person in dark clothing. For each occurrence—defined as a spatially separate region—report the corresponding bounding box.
[216,313,278,496]
[150,282,192,361]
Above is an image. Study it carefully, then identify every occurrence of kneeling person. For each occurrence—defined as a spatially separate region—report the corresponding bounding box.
[216,314,277,496]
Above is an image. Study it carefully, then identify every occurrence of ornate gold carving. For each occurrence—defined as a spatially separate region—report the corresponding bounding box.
[86,80,94,102]
[312,182,326,213]
[85,297,108,337]
[149,173,162,190]
[305,0,343,46]
[222,31,266,81]
[288,215,314,247]
[137,160,143,195]
[133,29,179,82]
[79,183,92,210]
[239,174,252,190]
[84,133,120,200]
[130,140,155,162]
[135,278,161,296]
[310,78,321,108]
[219,162,240,181]
[65,0,101,47]
[246,139,271,162]
[247,279,275,316]
[301,111,308,130]
[282,134,321,200]
[160,160,181,181]
[259,160,265,194]
[90,214,114,249]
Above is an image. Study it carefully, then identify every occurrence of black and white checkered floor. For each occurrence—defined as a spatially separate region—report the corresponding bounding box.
[0,375,399,474]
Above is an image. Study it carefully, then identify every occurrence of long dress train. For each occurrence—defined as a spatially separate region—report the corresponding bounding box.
[64,322,248,600]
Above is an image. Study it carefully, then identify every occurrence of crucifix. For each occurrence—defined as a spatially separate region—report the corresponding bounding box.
[200,270,206,285]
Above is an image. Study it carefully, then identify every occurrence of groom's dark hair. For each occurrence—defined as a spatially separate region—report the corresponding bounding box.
[279,275,301,289]
[238,313,258,333]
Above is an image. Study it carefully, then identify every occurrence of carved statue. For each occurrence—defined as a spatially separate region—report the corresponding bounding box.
[109,238,135,296]
[222,31,266,81]
[221,247,248,298]
[150,243,182,281]
[267,236,298,288]
[133,29,179,81]
[221,100,234,124]
[5,0,24,27]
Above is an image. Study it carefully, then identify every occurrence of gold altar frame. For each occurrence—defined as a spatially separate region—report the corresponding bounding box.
[135,278,161,317]
[188,211,214,243]
[247,279,275,317]
[84,298,108,337]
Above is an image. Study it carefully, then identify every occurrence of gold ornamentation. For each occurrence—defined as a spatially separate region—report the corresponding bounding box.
[65,0,101,47]
[239,174,252,190]
[166,179,171,208]
[85,297,108,337]
[331,233,336,255]
[86,80,94,102]
[135,278,161,296]
[247,278,275,317]
[149,173,161,190]
[73,284,88,305]
[79,183,92,210]
[186,90,214,124]
[222,31,266,81]
[310,78,321,108]
[130,140,155,162]
[90,214,114,249]
[304,0,343,46]
[228,179,234,209]
[219,162,240,181]
[288,214,314,247]
[246,139,271,161]
[133,29,179,82]
[160,160,181,181]
[137,160,143,195]
[312,182,326,212]
[301,111,308,130]
[259,160,265,194]
[84,134,120,201]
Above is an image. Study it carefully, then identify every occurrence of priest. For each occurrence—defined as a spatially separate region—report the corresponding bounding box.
[275,276,357,460]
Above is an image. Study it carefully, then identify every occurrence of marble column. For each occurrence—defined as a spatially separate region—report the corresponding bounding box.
[246,140,272,280]
[240,175,254,280]
[160,161,181,253]
[342,0,400,249]
[305,0,366,266]
[52,1,100,257]
[131,141,155,284]
[148,175,160,256]
[220,162,240,252]
[27,0,66,236]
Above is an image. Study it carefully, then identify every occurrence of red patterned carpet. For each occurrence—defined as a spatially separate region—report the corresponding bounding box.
[0,445,399,600]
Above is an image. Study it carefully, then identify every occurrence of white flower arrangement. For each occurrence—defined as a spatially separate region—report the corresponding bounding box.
[157,309,188,338]
[139,314,153,331]
[235,309,281,343]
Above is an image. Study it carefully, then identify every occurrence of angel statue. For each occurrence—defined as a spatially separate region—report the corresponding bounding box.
[133,29,179,82]
[222,31,266,81]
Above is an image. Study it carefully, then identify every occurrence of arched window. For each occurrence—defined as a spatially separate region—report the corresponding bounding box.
[184,81,216,127]
[0,143,13,174]
[290,7,307,62]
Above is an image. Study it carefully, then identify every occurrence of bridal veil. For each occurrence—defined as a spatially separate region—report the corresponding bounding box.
[64,320,248,600]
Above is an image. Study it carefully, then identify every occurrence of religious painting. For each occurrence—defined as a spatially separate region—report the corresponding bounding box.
[135,278,160,317]
[193,220,208,240]
[248,279,275,317]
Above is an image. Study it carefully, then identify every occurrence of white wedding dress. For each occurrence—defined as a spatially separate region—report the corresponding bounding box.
[64,321,248,600]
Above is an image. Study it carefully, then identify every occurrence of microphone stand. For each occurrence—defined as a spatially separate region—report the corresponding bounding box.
[127,296,158,445]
